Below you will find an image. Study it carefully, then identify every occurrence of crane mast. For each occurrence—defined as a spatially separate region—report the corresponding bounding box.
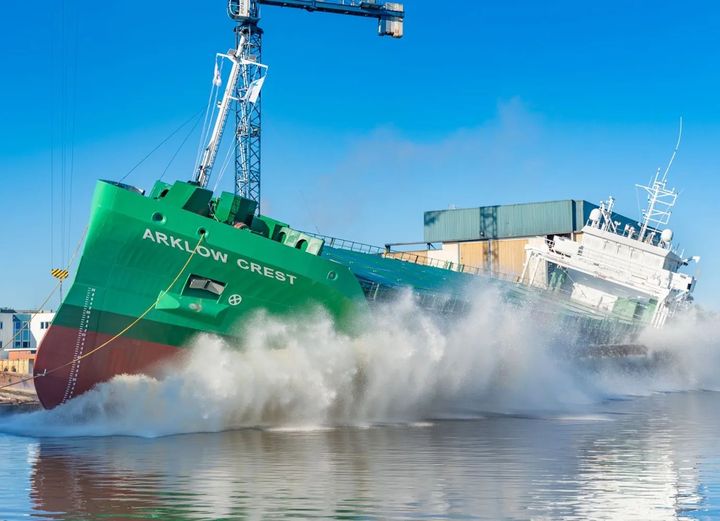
[195,38,244,188]
[227,0,404,213]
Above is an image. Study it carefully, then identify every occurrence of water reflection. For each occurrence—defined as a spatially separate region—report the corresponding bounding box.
[4,392,720,520]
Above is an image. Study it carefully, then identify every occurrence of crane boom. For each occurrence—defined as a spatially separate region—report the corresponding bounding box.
[195,40,244,188]
[230,0,404,37]
[226,0,404,212]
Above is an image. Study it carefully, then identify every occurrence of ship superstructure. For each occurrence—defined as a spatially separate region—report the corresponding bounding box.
[519,168,697,329]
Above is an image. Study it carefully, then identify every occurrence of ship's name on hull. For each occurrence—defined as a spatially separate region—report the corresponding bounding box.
[142,228,297,285]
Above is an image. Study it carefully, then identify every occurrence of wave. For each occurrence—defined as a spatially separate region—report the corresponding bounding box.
[3,285,718,438]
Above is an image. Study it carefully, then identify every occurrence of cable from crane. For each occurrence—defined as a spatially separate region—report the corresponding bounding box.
[194,56,227,175]
[0,233,205,394]
[65,15,79,272]
[160,111,205,181]
[213,136,241,193]
[0,226,87,352]
[119,108,205,183]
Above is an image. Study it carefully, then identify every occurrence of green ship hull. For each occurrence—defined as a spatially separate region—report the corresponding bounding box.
[35,178,646,409]
[33,179,478,408]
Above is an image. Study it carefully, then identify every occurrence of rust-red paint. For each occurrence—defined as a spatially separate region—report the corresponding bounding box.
[34,325,181,409]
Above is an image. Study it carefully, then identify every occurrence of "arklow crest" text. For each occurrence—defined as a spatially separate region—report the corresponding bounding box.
[142,228,297,285]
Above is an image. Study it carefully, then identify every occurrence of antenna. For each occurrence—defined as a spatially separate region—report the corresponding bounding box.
[661,116,683,183]
[636,117,683,242]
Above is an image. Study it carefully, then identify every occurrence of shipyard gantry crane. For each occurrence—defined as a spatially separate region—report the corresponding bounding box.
[227,0,404,212]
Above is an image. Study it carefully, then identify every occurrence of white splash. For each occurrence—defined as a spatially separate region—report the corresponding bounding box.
[3,286,719,438]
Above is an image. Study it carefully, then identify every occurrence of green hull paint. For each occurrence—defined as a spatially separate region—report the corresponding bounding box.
[34,179,644,409]
[45,178,642,352]
[57,180,370,347]
[35,177,486,408]
[36,179,407,407]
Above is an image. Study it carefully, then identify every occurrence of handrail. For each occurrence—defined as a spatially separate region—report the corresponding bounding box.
[308,232,645,325]
[307,232,385,255]
[306,231,522,283]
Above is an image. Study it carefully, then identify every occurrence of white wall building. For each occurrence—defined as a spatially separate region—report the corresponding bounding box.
[0,308,55,358]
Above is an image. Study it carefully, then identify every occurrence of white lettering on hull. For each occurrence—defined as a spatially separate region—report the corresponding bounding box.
[142,228,297,286]
[236,257,296,285]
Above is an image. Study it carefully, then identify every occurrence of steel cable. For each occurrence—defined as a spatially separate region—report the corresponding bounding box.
[0,233,205,394]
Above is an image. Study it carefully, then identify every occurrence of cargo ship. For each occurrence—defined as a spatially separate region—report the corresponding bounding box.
[33,36,698,410]
[30,33,474,408]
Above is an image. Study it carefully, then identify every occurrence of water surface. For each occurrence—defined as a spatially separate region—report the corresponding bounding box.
[1,391,719,520]
[3,294,720,519]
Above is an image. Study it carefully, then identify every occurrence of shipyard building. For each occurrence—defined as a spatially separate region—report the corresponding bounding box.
[0,308,55,374]
[391,199,640,280]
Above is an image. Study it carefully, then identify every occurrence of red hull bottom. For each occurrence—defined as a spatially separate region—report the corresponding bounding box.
[33,325,181,409]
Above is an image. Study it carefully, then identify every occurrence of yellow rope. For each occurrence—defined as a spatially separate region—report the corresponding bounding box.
[0,233,205,392]
[1,227,88,351]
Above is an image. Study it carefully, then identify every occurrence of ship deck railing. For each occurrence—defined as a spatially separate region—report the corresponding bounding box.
[312,234,386,255]
[307,232,521,283]
[358,278,471,315]
[304,232,637,326]
[359,274,641,337]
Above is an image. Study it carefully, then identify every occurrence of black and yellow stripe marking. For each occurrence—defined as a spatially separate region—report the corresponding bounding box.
[51,268,69,280]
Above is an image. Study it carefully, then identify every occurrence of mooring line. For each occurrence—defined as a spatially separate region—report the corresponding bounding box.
[0,233,205,393]
[1,227,88,352]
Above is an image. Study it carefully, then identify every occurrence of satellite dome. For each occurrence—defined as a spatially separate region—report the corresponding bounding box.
[661,229,674,243]
[589,208,601,222]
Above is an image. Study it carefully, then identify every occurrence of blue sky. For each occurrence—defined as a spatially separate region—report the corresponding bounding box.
[2,1,720,309]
